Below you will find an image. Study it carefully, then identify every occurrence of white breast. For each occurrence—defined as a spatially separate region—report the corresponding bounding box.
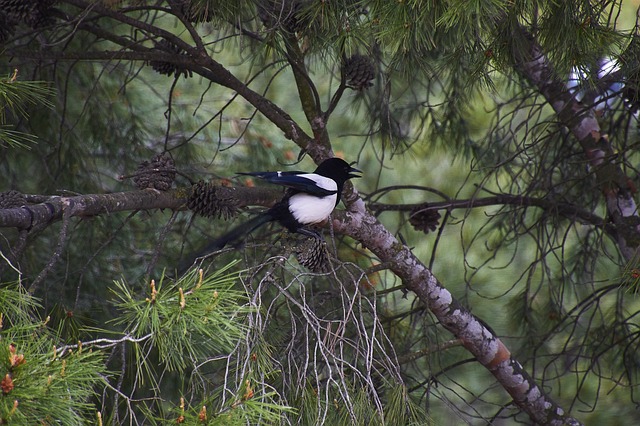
[288,192,338,224]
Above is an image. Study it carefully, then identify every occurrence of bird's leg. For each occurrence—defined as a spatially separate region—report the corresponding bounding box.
[296,227,324,241]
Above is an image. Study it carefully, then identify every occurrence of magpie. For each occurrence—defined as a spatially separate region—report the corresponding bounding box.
[200,157,361,253]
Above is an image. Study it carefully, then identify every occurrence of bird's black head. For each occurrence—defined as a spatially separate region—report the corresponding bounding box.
[314,158,362,183]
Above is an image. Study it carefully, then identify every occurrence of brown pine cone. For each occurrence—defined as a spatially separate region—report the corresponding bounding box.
[293,235,329,272]
[344,54,375,90]
[409,203,441,234]
[149,39,192,78]
[133,153,176,191]
[188,181,239,220]
[0,190,26,209]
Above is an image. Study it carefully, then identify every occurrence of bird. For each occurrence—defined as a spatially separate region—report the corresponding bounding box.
[192,157,361,257]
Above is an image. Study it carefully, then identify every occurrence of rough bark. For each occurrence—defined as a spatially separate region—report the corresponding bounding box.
[333,194,582,425]
[0,187,279,230]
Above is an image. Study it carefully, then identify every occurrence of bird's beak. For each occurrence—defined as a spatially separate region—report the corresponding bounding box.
[348,165,362,179]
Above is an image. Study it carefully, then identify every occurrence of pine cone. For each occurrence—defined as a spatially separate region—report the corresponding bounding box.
[149,39,192,78]
[0,0,56,28]
[0,190,26,209]
[257,0,308,33]
[175,0,214,23]
[294,235,329,272]
[344,54,375,90]
[188,182,239,220]
[409,203,441,234]
[133,153,176,191]
[0,0,33,20]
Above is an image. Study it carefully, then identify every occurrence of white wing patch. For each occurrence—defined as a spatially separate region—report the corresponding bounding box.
[295,173,337,191]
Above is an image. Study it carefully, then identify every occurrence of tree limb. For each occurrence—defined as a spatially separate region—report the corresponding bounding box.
[333,195,582,425]
[0,187,280,230]
[369,194,611,232]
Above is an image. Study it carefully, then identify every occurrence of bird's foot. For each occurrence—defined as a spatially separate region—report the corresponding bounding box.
[297,227,325,242]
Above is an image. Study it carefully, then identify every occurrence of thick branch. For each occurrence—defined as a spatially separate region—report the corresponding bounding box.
[0,187,280,230]
[13,0,330,161]
[332,197,582,425]
[282,33,322,123]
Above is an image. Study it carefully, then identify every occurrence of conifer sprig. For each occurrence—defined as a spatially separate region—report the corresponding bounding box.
[0,283,105,425]
[0,70,53,149]
[111,262,252,372]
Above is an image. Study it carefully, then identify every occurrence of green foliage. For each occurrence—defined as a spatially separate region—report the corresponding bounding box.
[0,281,39,326]
[0,70,53,149]
[0,267,298,424]
[104,262,299,423]
[538,1,623,75]
[292,381,428,426]
[0,283,105,425]
[138,390,296,425]
[0,127,37,150]
[111,262,251,372]
[385,383,430,426]
[0,71,53,122]
[3,0,640,423]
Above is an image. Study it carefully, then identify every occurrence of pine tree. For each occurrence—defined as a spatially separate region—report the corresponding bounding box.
[2,1,640,424]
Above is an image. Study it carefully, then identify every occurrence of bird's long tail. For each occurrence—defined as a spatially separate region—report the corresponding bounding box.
[207,213,274,251]
[179,213,274,273]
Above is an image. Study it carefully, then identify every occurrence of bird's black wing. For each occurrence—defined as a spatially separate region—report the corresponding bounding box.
[237,171,337,197]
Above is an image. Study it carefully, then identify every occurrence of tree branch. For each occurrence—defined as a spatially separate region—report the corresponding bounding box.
[369,194,611,232]
[0,186,280,230]
[17,0,331,161]
[333,194,582,425]
[282,32,322,123]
